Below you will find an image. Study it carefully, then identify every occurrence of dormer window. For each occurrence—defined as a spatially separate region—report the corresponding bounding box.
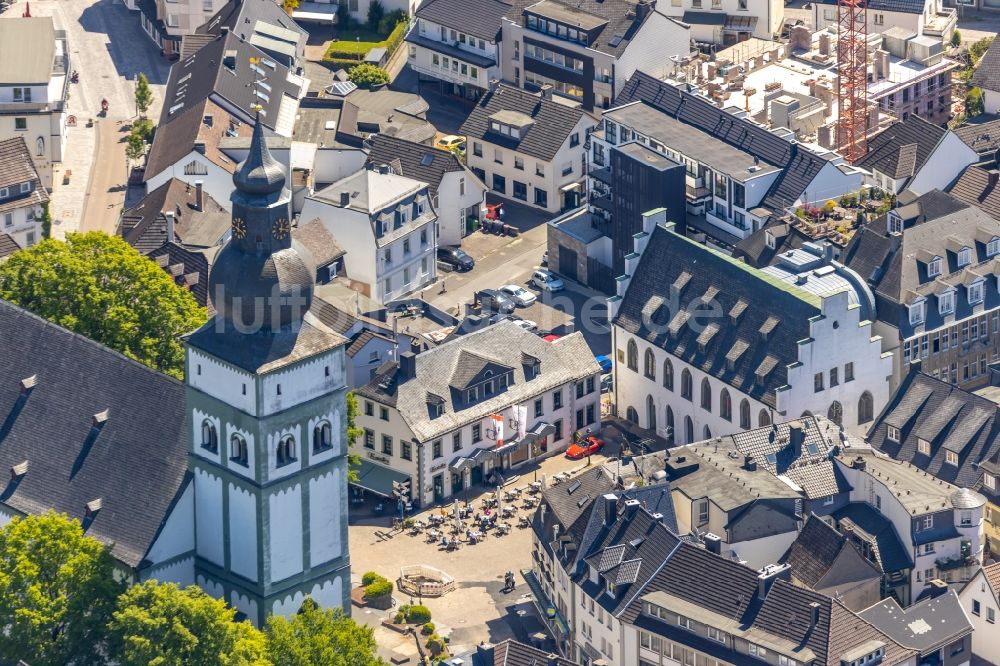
[988,238,1000,257]
[909,300,925,325]
[765,231,776,249]
[19,182,30,194]
[958,247,972,267]
[938,290,955,315]
[887,210,903,235]
[928,256,942,277]
[969,280,985,304]
[429,402,443,418]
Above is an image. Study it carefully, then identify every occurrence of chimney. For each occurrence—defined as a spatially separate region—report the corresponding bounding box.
[194,180,204,211]
[92,409,110,428]
[624,498,641,517]
[488,79,500,94]
[756,563,791,599]
[10,460,27,481]
[399,351,416,381]
[539,84,554,100]
[20,375,37,395]
[744,455,757,472]
[84,498,102,518]
[703,532,722,555]
[789,421,805,453]
[989,170,999,190]
[548,655,561,666]
[476,642,495,666]
[819,33,831,56]
[602,493,617,525]
[808,601,821,631]
[165,211,176,243]
[852,455,867,472]
[339,191,350,206]
[635,0,652,20]
[926,579,949,598]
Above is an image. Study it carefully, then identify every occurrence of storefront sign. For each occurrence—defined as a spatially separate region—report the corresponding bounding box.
[367,452,390,465]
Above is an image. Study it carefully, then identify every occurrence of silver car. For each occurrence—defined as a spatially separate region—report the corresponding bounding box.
[529,270,564,292]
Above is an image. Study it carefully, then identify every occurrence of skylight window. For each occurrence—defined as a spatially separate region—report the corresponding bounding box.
[765,453,777,465]
[806,443,819,455]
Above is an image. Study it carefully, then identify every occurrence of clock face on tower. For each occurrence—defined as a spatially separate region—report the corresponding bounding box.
[232,217,247,240]
[271,218,290,240]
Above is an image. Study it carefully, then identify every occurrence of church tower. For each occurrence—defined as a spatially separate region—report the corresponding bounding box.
[184,117,351,625]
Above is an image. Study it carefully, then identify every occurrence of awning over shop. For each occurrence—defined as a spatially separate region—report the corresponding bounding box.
[724,14,758,32]
[352,459,410,498]
[560,182,582,192]
[449,446,490,473]
[493,422,556,457]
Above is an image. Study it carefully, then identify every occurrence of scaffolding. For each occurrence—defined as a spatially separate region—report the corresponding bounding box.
[836,0,868,163]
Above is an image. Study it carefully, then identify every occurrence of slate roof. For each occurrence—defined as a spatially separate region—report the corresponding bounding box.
[415,0,511,41]
[869,370,1000,493]
[784,514,882,589]
[0,299,188,568]
[507,0,665,57]
[953,119,1000,157]
[366,135,470,197]
[148,242,218,312]
[539,466,615,531]
[355,320,600,442]
[972,38,1000,93]
[832,503,912,573]
[0,234,19,259]
[158,32,301,132]
[118,178,229,254]
[614,223,821,408]
[0,18,55,84]
[480,640,578,666]
[459,84,588,163]
[841,189,1000,338]
[860,591,972,652]
[947,164,1000,221]
[293,218,345,267]
[810,0,928,15]
[731,416,847,499]
[145,98,254,181]
[198,0,307,43]
[733,218,814,268]
[0,137,48,216]
[856,116,946,184]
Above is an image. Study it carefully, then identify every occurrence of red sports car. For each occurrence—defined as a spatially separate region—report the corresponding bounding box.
[565,436,605,460]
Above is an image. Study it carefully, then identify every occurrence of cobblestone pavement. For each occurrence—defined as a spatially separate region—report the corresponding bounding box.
[4,0,169,236]
[349,451,612,662]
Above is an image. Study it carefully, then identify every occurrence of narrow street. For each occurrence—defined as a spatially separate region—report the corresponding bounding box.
[1,0,168,237]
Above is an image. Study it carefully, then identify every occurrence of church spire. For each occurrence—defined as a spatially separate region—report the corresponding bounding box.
[233,114,285,196]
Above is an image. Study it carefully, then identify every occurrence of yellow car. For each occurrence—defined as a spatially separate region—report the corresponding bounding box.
[436,135,466,152]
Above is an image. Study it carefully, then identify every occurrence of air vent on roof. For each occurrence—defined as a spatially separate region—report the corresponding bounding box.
[20,375,37,394]
[10,461,27,480]
[608,35,622,47]
[629,536,645,548]
[567,481,582,495]
[92,410,110,427]
[85,498,102,517]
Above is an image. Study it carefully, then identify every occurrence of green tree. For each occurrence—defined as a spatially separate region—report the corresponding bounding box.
[132,117,155,143]
[283,0,300,11]
[135,73,153,118]
[346,392,363,482]
[336,2,352,29]
[970,36,995,65]
[126,132,146,167]
[951,29,962,49]
[348,63,390,88]
[0,512,124,666]
[0,233,207,378]
[39,200,52,239]
[265,598,382,666]
[366,0,384,32]
[108,580,268,666]
[966,86,985,117]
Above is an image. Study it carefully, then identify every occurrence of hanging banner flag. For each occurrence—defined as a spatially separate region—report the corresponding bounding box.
[515,404,528,441]
[492,413,505,448]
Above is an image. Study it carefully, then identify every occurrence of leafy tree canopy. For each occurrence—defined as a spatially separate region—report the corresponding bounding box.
[135,73,154,117]
[265,598,383,666]
[0,232,207,379]
[108,581,269,666]
[0,512,124,666]
[348,63,390,88]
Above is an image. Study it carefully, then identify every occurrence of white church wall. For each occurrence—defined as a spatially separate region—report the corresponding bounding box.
[267,424,303,481]
[228,484,259,582]
[260,351,345,417]
[309,471,342,566]
[146,482,195,565]
[230,590,259,623]
[269,485,303,582]
[194,468,224,566]
[188,349,257,415]
[145,556,196,586]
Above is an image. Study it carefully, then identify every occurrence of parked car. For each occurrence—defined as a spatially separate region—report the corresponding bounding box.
[600,374,613,394]
[436,135,466,152]
[499,284,537,307]
[476,289,515,315]
[512,318,538,332]
[542,334,562,342]
[438,246,475,271]
[565,436,605,460]
[530,269,564,292]
[595,355,612,373]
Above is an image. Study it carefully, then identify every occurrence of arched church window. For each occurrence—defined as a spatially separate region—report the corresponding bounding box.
[313,421,333,453]
[277,435,297,467]
[230,434,248,467]
[201,420,218,453]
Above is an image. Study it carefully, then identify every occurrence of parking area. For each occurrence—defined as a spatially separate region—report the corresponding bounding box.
[347,451,614,662]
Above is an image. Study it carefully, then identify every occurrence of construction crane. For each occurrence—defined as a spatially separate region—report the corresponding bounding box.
[836,0,868,164]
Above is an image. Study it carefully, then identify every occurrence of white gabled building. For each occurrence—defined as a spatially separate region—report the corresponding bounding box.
[958,562,1000,665]
[610,209,892,443]
[0,137,48,250]
[353,321,602,508]
[299,165,438,304]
